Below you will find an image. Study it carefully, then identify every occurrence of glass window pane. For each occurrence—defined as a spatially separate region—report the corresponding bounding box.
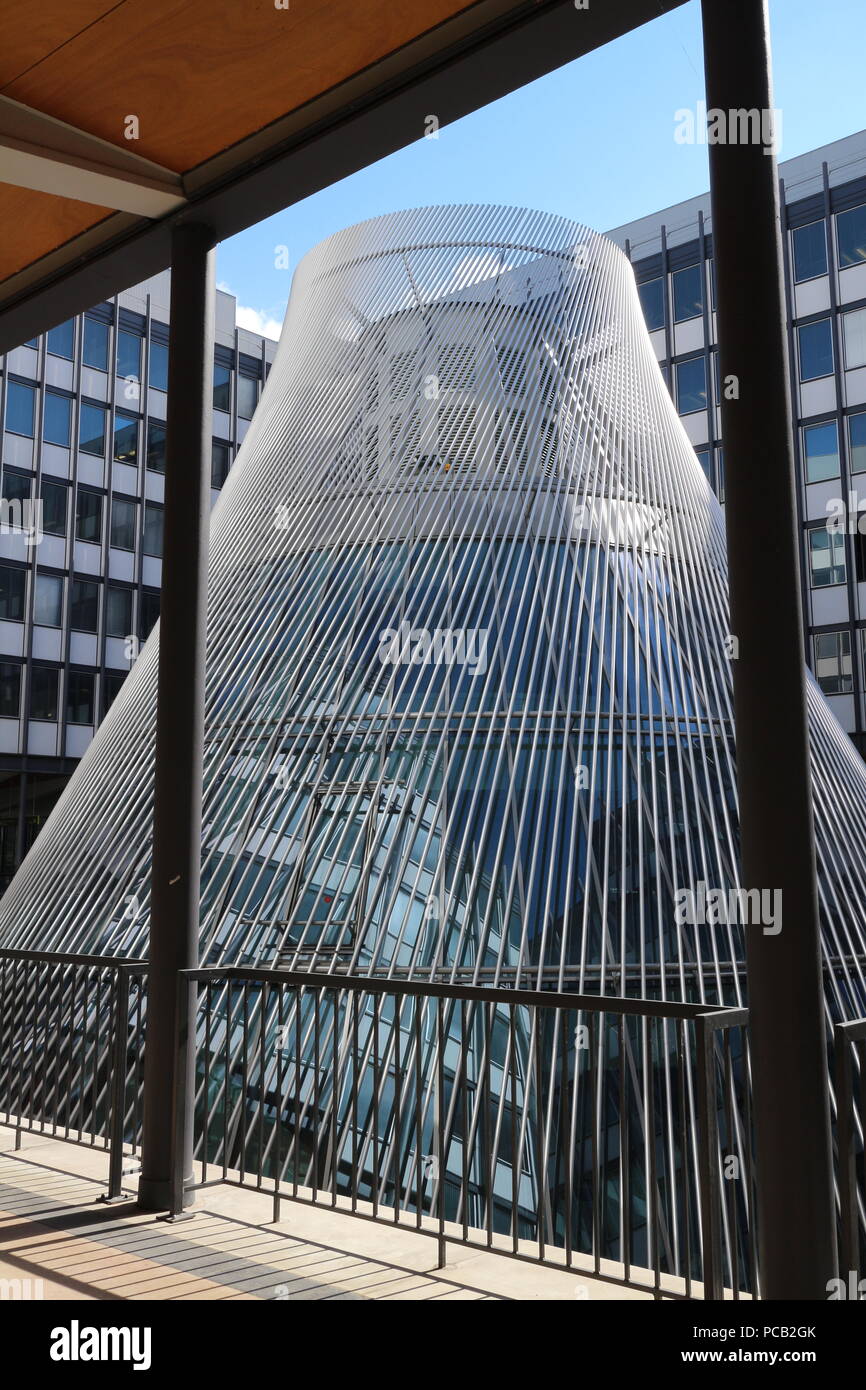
[694,449,712,484]
[117,330,142,382]
[44,391,72,447]
[106,586,132,638]
[40,480,67,537]
[213,363,231,412]
[3,471,31,505]
[79,402,106,455]
[837,204,866,269]
[83,317,109,371]
[102,672,126,717]
[140,590,160,639]
[637,278,664,331]
[34,573,63,627]
[809,527,846,587]
[843,307,866,371]
[143,502,164,557]
[792,221,828,282]
[30,666,58,720]
[70,579,98,632]
[803,421,840,483]
[110,496,136,551]
[0,662,20,718]
[146,420,166,473]
[672,264,703,322]
[0,566,26,621]
[814,630,852,695]
[798,320,833,381]
[113,411,138,464]
[237,374,258,420]
[66,671,94,725]
[5,381,35,437]
[149,339,169,392]
[848,412,866,474]
[75,490,102,544]
[211,441,231,488]
[676,357,707,414]
[46,319,75,359]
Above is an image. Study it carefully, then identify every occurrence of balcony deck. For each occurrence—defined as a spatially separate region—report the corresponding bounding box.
[0,1131,654,1303]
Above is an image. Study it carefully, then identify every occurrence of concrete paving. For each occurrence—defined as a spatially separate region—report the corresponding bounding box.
[0,1128,657,1301]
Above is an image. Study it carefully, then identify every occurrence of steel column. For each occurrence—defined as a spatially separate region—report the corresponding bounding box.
[138,222,215,1211]
[700,0,836,1297]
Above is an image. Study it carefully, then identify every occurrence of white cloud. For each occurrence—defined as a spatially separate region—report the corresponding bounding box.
[216,282,284,341]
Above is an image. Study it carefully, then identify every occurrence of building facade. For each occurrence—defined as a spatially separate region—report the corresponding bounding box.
[2,207,866,1266]
[607,129,866,757]
[0,272,277,889]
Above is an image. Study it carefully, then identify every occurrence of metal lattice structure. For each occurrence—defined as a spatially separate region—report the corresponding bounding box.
[2,203,865,1014]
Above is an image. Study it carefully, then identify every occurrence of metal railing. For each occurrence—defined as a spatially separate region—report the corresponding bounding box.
[835,1016,866,1283]
[0,948,147,1198]
[171,967,755,1299]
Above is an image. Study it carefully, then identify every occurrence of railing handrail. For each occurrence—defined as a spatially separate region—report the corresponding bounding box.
[0,947,148,972]
[179,963,749,1027]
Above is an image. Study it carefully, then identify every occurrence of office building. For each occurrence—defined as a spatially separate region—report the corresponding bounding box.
[0,273,277,888]
[607,129,866,756]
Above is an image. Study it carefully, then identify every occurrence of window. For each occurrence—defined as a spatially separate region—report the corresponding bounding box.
[143,502,164,557]
[82,317,109,371]
[106,585,133,638]
[695,448,712,484]
[79,402,106,455]
[140,590,160,638]
[110,496,136,551]
[848,413,866,473]
[66,671,95,725]
[46,319,75,359]
[5,381,35,437]
[34,573,63,627]
[676,357,707,414]
[117,330,142,382]
[797,319,834,381]
[814,630,853,695]
[803,421,840,483]
[146,420,166,473]
[0,662,20,719]
[709,258,717,311]
[808,526,846,587]
[842,308,866,371]
[44,391,72,447]
[237,374,258,420]
[792,221,828,282]
[837,204,866,269]
[70,578,98,632]
[30,666,58,720]
[213,363,232,412]
[0,566,25,621]
[717,447,725,502]
[113,411,138,465]
[211,441,231,488]
[40,480,67,537]
[672,264,703,322]
[149,338,169,392]
[102,672,126,717]
[75,489,103,544]
[3,471,31,506]
[638,278,665,331]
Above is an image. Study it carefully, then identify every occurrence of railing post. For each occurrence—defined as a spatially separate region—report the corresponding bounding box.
[138,220,215,1212]
[695,1015,723,1300]
[103,966,131,1202]
[834,1023,860,1283]
[700,0,837,1298]
[169,972,198,1219]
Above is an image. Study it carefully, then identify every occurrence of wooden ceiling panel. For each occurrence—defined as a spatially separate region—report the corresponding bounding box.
[0,2,119,87]
[2,0,477,173]
[0,186,110,283]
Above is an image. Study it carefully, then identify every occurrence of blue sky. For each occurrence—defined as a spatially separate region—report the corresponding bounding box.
[217,0,866,340]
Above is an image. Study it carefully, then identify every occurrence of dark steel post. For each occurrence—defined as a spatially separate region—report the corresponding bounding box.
[700,0,836,1298]
[138,222,215,1211]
